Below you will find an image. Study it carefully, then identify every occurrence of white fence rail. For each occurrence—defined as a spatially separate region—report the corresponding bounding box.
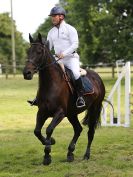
[101,62,131,127]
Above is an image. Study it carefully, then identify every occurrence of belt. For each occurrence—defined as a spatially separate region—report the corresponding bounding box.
[55,51,76,57]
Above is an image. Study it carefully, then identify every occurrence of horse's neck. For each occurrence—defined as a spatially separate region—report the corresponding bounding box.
[38,65,63,90]
[38,50,64,90]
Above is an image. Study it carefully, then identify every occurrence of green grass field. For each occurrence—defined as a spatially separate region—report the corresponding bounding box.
[0,73,133,177]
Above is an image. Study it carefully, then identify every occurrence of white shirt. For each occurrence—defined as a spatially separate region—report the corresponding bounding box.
[47,21,79,57]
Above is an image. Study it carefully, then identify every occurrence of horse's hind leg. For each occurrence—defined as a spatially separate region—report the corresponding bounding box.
[67,115,83,162]
[83,103,102,160]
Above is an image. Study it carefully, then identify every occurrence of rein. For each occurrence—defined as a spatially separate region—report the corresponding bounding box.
[42,57,61,69]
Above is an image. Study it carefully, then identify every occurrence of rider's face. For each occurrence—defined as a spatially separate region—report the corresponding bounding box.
[51,15,63,26]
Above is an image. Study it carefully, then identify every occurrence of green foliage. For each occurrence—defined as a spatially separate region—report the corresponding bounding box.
[0,13,28,66]
[34,18,52,39]
[0,13,11,63]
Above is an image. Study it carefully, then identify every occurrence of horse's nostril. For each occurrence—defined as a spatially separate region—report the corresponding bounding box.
[23,69,33,80]
[26,71,32,75]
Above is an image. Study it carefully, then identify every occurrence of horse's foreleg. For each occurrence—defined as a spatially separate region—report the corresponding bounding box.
[34,109,48,145]
[67,115,83,162]
[43,109,65,165]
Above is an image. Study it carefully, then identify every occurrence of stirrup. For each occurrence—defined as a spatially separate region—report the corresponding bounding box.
[76,96,86,108]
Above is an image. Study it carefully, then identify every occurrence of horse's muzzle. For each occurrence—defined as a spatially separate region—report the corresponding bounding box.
[23,69,33,80]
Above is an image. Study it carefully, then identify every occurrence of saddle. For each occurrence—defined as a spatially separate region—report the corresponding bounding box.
[63,67,94,95]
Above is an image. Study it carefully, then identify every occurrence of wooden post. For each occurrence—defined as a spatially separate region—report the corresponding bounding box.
[112,63,115,78]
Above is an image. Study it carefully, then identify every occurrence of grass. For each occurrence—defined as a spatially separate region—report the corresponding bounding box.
[0,73,133,177]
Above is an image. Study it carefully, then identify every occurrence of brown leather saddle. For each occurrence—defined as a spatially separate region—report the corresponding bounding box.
[63,67,94,95]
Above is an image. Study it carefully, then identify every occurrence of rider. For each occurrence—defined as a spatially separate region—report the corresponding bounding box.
[28,6,85,108]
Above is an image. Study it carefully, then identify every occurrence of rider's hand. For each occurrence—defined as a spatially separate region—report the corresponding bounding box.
[57,53,64,59]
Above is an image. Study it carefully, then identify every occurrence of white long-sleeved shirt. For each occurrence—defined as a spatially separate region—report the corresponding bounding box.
[47,21,79,57]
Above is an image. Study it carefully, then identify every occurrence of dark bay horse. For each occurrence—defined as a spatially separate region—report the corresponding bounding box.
[23,33,105,165]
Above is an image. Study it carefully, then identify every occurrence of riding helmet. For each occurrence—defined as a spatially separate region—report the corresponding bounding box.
[49,6,66,16]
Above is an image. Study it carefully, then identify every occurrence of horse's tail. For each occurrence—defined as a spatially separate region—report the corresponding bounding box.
[82,103,102,128]
[82,99,114,127]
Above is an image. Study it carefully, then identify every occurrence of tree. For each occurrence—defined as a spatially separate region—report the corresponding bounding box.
[106,0,133,61]
[34,18,52,39]
[0,13,28,68]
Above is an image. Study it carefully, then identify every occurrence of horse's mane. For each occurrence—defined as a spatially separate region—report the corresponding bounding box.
[42,39,64,78]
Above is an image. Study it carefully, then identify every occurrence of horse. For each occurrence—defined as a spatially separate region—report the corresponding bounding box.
[23,33,105,165]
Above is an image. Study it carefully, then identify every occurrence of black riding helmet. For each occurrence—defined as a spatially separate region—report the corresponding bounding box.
[49,6,66,17]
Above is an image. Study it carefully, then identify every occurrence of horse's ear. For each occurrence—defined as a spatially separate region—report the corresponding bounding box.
[38,33,42,43]
[29,33,33,43]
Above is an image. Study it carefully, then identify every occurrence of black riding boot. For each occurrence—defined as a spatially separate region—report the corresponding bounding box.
[27,98,37,106]
[75,77,86,108]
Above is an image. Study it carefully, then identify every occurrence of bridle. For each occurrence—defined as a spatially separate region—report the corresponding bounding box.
[26,43,61,72]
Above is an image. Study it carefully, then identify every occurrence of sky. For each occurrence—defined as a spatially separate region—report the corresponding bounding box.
[0,0,59,41]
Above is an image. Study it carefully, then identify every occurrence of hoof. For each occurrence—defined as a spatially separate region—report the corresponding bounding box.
[67,154,74,162]
[43,156,51,165]
[83,154,90,160]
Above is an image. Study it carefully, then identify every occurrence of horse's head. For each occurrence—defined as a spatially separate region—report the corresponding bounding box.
[23,33,49,80]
